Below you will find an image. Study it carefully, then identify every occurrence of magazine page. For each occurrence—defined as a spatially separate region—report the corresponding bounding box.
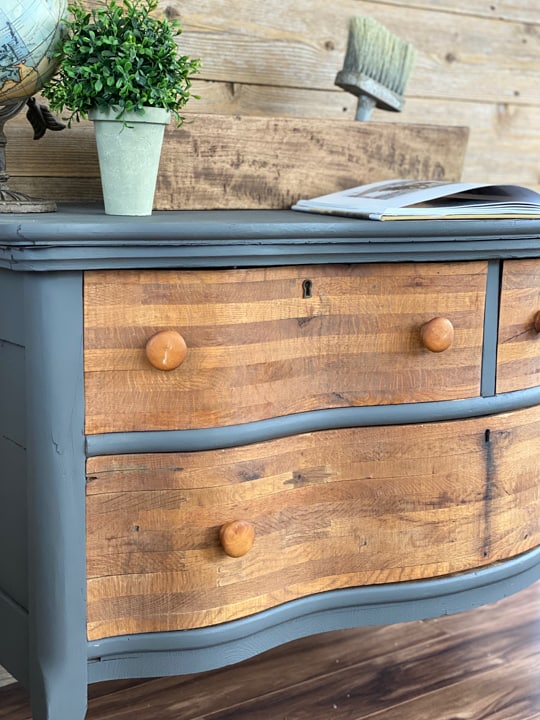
[291,179,540,220]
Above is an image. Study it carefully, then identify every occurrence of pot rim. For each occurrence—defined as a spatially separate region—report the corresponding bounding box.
[88,106,171,124]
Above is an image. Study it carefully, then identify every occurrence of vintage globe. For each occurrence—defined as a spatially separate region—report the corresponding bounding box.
[0,0,67,104]
[0,0,67,211]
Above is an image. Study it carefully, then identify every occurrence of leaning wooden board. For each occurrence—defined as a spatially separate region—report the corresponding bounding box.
[7,114,468,209]
[154,115,469,209]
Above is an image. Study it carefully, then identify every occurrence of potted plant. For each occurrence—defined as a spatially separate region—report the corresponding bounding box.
[42,0,201,215]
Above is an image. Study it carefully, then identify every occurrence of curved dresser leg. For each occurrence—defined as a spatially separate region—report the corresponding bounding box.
[30,672,87,720]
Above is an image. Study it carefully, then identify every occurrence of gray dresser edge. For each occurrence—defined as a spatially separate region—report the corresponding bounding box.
[2,209,540,271]
[87,545,540,682]
[86,386,540,455]
[0,589,29,686]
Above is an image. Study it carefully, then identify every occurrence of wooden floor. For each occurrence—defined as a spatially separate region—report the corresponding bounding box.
[1,581,539,720]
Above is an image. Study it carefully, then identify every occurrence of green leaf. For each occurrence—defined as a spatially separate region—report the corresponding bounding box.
[40,0,201,125]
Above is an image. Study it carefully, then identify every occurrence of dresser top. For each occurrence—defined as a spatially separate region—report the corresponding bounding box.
[2,205,540,270]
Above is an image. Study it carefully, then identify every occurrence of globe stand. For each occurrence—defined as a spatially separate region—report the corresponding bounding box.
[0,100,57,213]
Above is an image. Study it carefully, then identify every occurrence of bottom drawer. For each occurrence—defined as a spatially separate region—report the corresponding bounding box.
[86,408,540,640]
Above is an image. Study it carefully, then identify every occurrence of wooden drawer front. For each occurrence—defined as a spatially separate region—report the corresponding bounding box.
[84,263,486,434]
[85,408,540,640]
[497,259,540,393]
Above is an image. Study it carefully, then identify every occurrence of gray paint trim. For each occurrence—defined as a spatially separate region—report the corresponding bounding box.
[481,259,501,397]
[6,245,540,272]
[24,272,88,720]
[0,439,28,608]
[2,209,540,271]
[0,268,25,343]
[86,546,540,682]
[86,386,540,455]
[0,589,29,686]
[3,207,540,241]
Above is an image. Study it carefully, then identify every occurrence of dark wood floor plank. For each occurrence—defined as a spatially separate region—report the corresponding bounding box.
[194,590,540,720]
[0,682,31,719]
[0,621,442,720]
[0,678,152,719]
[428,586,540,638]
[1,582,538,720]
[358,657,540,720]
[84,620,443,719]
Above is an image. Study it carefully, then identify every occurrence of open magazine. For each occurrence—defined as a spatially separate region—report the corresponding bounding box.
[291,179,540,221]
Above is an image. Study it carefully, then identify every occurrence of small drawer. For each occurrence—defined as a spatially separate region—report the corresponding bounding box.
[84,262,487,434]
[85,406,540,640]
[497,258,540,393]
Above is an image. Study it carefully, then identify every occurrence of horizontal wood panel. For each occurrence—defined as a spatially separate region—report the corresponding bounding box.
[86,405,540,638]
[5,114,468,210]
[6,92,540,203]
[5,0,540,208]
[497,258,540,393]
[84,263,486,434]
[159,0,540,105]
[373,0,540,23]
[154,116,467,210]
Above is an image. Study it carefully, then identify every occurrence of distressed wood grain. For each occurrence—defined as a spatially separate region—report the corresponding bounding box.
[6,91,539,203]
[84,263,486,434]
[155,0,540,106]
[5,114,468,209]
[497,259,540,394]
[154,116,467,210]
[85,405,540,638]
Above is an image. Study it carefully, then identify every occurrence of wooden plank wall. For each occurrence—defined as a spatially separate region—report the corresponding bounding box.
[5,0,540,204]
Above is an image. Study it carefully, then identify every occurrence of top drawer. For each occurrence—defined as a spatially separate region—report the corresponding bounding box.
[84,262,487,434]
[497,258,540,393]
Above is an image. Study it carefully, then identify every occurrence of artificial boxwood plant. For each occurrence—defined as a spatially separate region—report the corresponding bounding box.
[42,0,201,125]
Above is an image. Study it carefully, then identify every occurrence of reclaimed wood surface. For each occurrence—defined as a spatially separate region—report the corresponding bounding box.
[497,259,540,394]
[84,262,486,434]
[5,115,468,209]
[85,404,540,638]
[2,581,539,719]
[151,0,540,193]
[154,116,467,210]
[71,0,540,104]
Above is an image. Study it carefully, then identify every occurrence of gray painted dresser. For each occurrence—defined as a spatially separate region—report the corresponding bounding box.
[1,207,539,719]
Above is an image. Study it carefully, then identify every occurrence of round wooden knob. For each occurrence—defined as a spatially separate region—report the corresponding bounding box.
[219,520,255,558]
[420,317,454,352]
[534,311,540,333]
[145,329,187,370]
